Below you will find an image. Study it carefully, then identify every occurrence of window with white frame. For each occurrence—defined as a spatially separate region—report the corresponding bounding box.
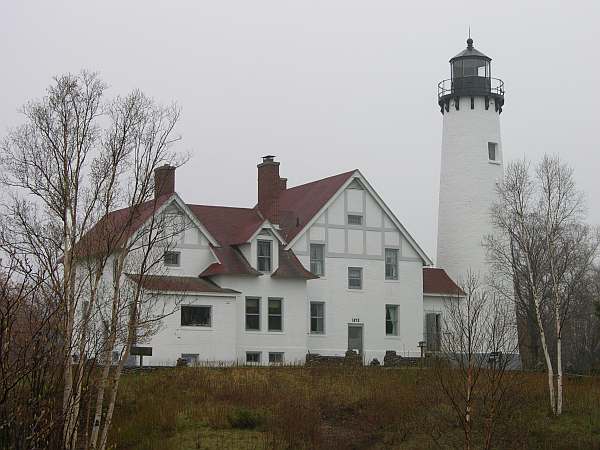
[386,305,399,336]
[348,267,363,290]
[181,305,212,327]
[268,298,283,331]
[268,352,284,364]
[347,214,363,226]
[385,248,399,280]
[488,142,498,161]
[310,302,325,334]
[163,251,181,266]
[181,353,199,365]
[245,297,260,331]
[246,351,261,364]
[257,240,272,272]
[310,243,325,276]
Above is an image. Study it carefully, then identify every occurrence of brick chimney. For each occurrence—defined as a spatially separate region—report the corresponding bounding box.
[257,155,281,224]
[279,178,287,191]
[154,164,175,199]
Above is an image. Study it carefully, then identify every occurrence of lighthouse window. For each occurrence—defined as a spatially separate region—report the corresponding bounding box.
[488,142,498,161]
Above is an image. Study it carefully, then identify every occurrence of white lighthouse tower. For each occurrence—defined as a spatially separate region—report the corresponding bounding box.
[436,38,505,283]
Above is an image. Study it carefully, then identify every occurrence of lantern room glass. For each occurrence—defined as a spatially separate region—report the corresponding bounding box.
[452,58,490,79]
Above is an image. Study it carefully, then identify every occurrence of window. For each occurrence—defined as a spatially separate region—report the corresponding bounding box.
[269,352,284,364]
[425,313,442,352]
[310,244,325,276]
[163,251,181,266]
[257,240,272,272]
[181,353,199,365]
[385,248,399,280]
[245,297,260,331]
[268,298,283,331]
[386,305,399,336]
[348,267,363,290]
[246,351,261,364]
[181,305,212,327]
[347,214,363,226]
[488,142,498,161]
[310,302,325,334]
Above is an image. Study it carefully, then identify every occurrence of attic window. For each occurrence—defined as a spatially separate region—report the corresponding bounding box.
[163,251,180,267]
[347,214,363,226]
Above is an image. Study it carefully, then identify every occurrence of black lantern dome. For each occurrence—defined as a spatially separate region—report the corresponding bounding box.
[438,38,504,113]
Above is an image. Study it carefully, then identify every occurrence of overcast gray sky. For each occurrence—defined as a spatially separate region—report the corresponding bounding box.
[2,0,599,260]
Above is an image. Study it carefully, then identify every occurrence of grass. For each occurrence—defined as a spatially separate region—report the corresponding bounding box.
[109,367,600,450]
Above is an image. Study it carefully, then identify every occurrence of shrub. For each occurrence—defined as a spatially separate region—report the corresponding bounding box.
[227,407,264,430]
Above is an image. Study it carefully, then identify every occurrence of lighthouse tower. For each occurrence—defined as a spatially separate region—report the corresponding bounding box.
[436,38,505,283]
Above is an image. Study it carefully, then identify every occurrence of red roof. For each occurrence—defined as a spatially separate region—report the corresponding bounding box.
[188,205,263,245]
[126,274,239,294]
[277,170,356,242]
[200,246,261,277]
[75,194,172,257]
[423,268,464,296]
[272,246,319,280]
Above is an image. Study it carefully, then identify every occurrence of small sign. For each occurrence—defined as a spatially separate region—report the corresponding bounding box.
[130,346,152,356]
[351,318,360,323]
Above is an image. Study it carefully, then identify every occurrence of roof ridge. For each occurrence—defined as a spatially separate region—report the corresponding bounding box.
[284,169,357,193]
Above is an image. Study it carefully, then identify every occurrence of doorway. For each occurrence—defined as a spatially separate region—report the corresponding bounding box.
[347,324,363,355]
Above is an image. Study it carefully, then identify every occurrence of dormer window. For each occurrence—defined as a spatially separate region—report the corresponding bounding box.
[257,240,272,272]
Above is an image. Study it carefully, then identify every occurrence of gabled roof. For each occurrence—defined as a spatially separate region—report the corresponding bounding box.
[423,268,464,296]
[277,170,356,242]
[188,205,263,245]
[126,274,239,294]
[75,194,172,258]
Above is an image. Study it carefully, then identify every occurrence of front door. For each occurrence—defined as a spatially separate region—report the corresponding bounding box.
[347,324,363,355]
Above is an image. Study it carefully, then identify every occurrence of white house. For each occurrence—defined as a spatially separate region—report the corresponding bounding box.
[83,156,461,366]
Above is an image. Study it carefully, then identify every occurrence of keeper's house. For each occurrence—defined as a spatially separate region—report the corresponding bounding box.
[89,156,460,365]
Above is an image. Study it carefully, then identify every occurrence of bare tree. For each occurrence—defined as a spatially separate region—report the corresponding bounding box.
[429,272,518,450]
[0,72,186,450]
[485,155,599,416]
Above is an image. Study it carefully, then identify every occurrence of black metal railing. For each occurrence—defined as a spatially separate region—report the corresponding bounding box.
[438,76,505,100]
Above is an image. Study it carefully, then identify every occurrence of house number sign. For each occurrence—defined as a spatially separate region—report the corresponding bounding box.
[351,318,360,323]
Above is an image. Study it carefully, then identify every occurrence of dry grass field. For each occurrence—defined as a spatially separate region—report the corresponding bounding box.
[109,366,600,450]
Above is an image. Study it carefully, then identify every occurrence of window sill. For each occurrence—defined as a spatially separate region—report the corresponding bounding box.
[385,335,401,340]
[177,327,213,331]
[346,288,364,293]
[488,160,502,165]
[244,330,285,335]
[384,279,400,283]
[309,333,327,337]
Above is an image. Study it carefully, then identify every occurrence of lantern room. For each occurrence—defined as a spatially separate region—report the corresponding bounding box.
[438,38,504,113]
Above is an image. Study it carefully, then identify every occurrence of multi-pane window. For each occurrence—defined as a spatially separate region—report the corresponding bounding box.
[347,214,363,225]
[386,305,399,336]
[488,142,498,161]
[268,352,284,364]
[385,248,399,280]
[268,298,283,331]
[163,251,181,266]
[348,267,363,290]
[257,240,272,272]
[245,297,260,331]
[246,352,261,364]
[310,244,325,276]
[181,305,212,327]
[310,302,325,334]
